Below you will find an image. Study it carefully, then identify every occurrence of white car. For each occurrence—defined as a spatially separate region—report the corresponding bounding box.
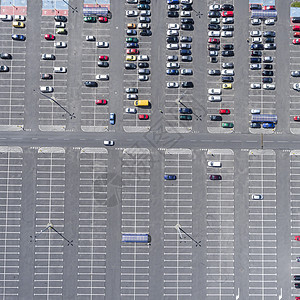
[208,88,221,95]
[53,67,67,73]
[126,10,138,17]
[263,56,273,63]
[138,55,149,61]
[140,10,151,16]
[221,31,233,37]
[104,140,114,146]
[251,194,263,200]
[181,43,191,49]
[263,84,275,90]
[166,62,179,68]
[251,109,261,114]
[208,31,220,37]
[168,23,180,30]
[0,15,13,21]
[139,75,149,81]
[251,18,261,25]
[55,22,65,28]
[125,108,137,114]
[293,83,300,91]
[181,11,191,17]
[97,41,109,48]
[209,4,221,11]
[167,55,178,61]
[250,83,261,89]
[250,30,262,37]
[138,23,150,29]
[167,82,179,88]
[181,0,193,4]
[167,30,179,36]
[250,64,261,70]
[127,0,138,3]
[210,18,220,24]
[265,19,275,25]
[55,42,67,48]
[222,17,233,23]
[208,95,222,102]
[41,54,55,60]
[15,15,26,21]
[127,94,138,100]
[86,35,95,41]
[168,4,179,10]
[96,74,109,80]
[207,161,222,167]
[167,43,179,50]
[221,70,234,75]
[181,69,193,75]
[40,86,53,93]
[252,37,262,43]
[139,16,151,23]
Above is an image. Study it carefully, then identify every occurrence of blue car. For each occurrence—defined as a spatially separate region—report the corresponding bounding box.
[262,122,275,128]
[110,113,115,125]
[167,0,179,4]
[179,108,192,114]
[166,69,179,75]
[180,49,192,55]
[12,34,25,41]
[164,174,177,180]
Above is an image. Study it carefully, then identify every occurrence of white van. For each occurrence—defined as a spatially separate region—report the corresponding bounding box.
[207,161,222,167]
[96,74,109,80]
[53,67,67,73]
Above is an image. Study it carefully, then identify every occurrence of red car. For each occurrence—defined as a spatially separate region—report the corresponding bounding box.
[138,114,149,120]
[127,49,139,54]
[222,11,233,17]
[293,25,300,31]
[295,236,300,241]
[293,39,300,44]
[294,32,300,37]
[44,34,55,40]
[99,55,109,61]
[295,297,300,300]
[99,17,108,23]
[219,109,230,114]
[263,5,275,10]
[208,38,220,44]
[294,116,300,121]
[95,99,107,105]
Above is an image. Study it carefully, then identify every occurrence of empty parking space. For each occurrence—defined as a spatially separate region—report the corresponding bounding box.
[33,147,65,299]
[0,146,22,298]
[248,149,277,298]
[0,17,26,131]
[77,148,108,298]
[81,18,110,132]
[39,16,69,131]
[121,148,150,299]
[163,149,193,298]
[206,149,235,299]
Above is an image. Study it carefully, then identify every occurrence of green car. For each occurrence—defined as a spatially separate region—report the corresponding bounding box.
[222,122,234,128]
[180,115,192,120]
[84,16,96,23]
[126,37,138,43]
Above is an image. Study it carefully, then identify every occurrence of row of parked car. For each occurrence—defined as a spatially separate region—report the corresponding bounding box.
[207,3,234,129]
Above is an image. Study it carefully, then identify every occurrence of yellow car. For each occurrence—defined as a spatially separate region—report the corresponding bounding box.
[126,55,136,61]
[127,23,136,29]
[13,21,25,28]
[222,83,232,89]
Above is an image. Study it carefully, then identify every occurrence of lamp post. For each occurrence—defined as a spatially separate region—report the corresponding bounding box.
[62,0,78,13]
[174,224,201,247]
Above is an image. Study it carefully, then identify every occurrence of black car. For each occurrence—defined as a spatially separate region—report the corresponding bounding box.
[181,4,192,11]
[167,36,179,43]
[295,283,300,289]
[223,44,234,50]
[54,15,67,22]
[262,77,273,83]
[262,70,273,76]
[222,4,234,11]
[125,63,136,69]
[263,31,276,37]
[251,50,262,56]
[208,24,220,30]
[181,18,194,24]
[222,50,234,56]
[250,57,261,63]
[0,65,9,72]
[138,62,149,68]
[208,44,220,51]
[250,4,262,10]
[98,61,109,67]
[179,108,192,114]
[182,81,193,88]
[181,24,194,30]
[140,29,152,36]
[41,73,53,80]
[211,57,218,63]
[294,275,300,281]
[265,37,275,43]
[180,36,192,42]
[222,25,234,31]
[211,115,222,121]
[208,11,221,18]
[180,49,191,55]
[0,53,12,59]
[250,122,261,128]
[168,11,179,18]
[222,76,234,82]
[250,44,264,50]
[84,81,97,87]
[208,69,221,75]
[210,175,222,180]
[264,64,273,69]
[292,17,300,23]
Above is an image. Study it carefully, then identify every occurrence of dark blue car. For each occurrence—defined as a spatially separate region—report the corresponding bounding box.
[110,113,115,125]
[164,174,177,180]
[166,69,179,75]
[12,34,25,41]
[167,0,179,4]
[180,49,192,55]
[179,108,192,114]
[126,43,139,48]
